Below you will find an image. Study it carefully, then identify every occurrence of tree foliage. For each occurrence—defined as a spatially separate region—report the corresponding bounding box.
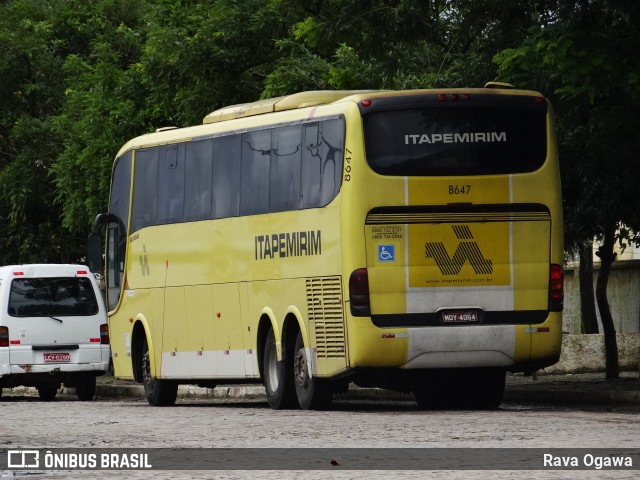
[494,0,640,377]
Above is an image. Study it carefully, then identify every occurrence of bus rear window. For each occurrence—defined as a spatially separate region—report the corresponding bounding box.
[8,277,99,317]
[363,102,547,176]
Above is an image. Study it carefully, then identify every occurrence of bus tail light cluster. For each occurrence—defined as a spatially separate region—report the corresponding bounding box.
[349,268,371,317]
[100,324,110,345]
[549,264,564,312]
[0,326,9,347]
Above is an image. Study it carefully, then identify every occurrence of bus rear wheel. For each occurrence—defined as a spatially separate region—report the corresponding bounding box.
[263,328,296,409]
[414,368,505,410]
[293,331,333,410]
[142,337,177,406]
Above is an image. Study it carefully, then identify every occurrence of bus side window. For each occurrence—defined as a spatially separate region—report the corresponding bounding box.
[270,125,302,212]
[185,139,214,221]
[213,134,241,219]
[132,148,159,232]
[302,123,321,208]
[318,119,344,206]
[240,130,270,216]
[158,144,185,224]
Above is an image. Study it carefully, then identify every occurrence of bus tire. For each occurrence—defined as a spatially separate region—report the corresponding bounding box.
[37,386,58,401]
[414,368,505,410]
[413,388,448,410]
[142,337,177,406]
[263,328,296,409]
[294,331,333,410]
[472,368,505,410]
[76,376,96,401]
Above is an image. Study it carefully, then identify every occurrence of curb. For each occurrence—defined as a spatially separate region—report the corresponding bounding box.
[91,383,640,406]
[6,380,639,406]
[503,388,640,405]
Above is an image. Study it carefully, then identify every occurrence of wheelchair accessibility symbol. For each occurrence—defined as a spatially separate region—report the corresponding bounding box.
[378,244,396,262]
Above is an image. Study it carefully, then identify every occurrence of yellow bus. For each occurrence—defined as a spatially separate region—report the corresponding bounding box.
[89,84,563,409]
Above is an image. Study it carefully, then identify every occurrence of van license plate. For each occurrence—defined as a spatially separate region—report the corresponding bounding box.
[441,311,478,324]
[43,352,70,362]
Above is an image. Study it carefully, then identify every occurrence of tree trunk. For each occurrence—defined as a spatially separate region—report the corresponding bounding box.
[595,222,619,379]
[579,240,599,334]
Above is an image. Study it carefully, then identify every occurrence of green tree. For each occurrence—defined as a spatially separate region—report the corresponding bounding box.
[494,0,640,378]
[52,0,152,234]
[0,0,70,263]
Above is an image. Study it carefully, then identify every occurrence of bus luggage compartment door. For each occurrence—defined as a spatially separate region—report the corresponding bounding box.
[364,206,552,328]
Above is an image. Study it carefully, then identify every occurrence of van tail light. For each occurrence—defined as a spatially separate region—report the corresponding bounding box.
[0,326,9,347]
[100,324,110,345]
[349,268,371,317]
[549,264,564,312]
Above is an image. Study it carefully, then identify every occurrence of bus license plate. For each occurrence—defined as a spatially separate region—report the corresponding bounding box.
[43,352,70,362]
[441,311,478,324]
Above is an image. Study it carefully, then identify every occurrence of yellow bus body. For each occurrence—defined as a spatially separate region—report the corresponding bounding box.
[101,87,563,408]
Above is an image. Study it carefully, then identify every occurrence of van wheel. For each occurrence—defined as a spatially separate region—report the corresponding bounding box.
[263,327,296,409]
[76,376,96,401]
[142,337,177,406]
[37,386,58,401]
[294,331,333,410]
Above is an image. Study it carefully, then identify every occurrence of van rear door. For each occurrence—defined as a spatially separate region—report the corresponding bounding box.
[6,268,105,366]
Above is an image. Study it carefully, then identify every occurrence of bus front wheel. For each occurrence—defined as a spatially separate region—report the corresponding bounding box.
[293,331,333,410]
[263,328,296,409]
[141,337,177,406]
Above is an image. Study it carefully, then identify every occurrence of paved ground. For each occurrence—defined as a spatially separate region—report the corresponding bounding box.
[87,370,640,406]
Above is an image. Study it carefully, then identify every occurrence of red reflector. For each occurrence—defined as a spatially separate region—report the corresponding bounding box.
[76,270,88,275]
[10,340,20,345]
[13,272,24,276]
[349,268,371,316]
[349,268,369,296]
[437,94,447,102]
[360,99,372,107]
[90,338,100,343]
[450,94,459,101]
[100,324,110,345]
[462,93,471,101]
[0,326,8,347]
[535,96,545,104]
[549,264,564,308]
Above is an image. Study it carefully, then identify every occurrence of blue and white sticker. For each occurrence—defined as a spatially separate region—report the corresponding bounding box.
[378,244,396,262]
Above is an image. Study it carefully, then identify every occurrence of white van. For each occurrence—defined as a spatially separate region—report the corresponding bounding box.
[0,264,110,401]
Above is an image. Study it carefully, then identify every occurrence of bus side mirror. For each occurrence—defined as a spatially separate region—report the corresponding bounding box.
[87,233,103,274]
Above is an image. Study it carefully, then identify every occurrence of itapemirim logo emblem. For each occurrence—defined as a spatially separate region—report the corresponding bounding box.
[425,225,493,275]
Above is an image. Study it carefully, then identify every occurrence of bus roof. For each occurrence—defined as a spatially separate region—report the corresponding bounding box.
[202,90,380,124]
[202,86,543,125]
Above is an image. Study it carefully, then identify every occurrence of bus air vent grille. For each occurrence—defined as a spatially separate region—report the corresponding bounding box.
[306,276,345,359]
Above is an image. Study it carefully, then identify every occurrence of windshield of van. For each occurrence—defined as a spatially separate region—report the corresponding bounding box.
[8,277,99,317]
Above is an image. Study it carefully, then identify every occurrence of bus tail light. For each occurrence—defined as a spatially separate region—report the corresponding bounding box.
[0,326,9,347]
[549,264,564,312]
[100,324,110,345]
[349,268,371,317]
